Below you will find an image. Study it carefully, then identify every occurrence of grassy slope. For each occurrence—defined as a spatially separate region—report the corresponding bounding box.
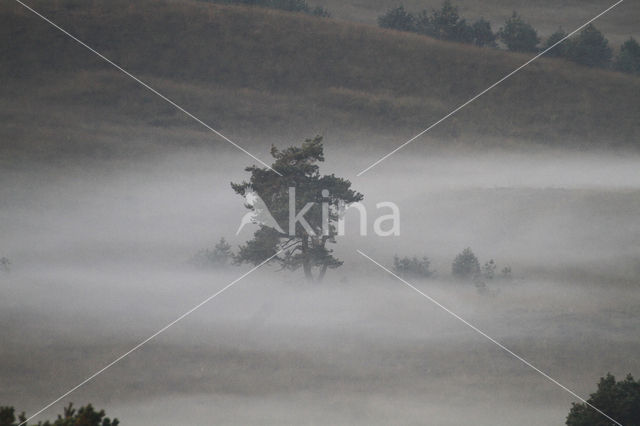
[1,0,639,161]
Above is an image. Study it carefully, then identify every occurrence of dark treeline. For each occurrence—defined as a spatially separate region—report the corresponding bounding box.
[377,2,497,47]
[202,0,330,17]
[379,1,640,75]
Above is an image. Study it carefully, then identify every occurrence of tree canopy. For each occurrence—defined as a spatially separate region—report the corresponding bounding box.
[498,12,540,52]
[377,6,415,32]
[451,247,480,280]
[543,29,568,57]
[231,137,362,282]
[379,1,497,48]
[566,373,640,425]
[565,24,612,68]
[615,37,640,74]
[423,0,473,43]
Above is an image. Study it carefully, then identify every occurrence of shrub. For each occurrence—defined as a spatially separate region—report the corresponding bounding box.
[565,24,612,68]
[566,373,640,425]
[498,12,540,52]
[451,248,480,280]
[377,6,415,32]
[191,237,233,268]
[0,257,9,273]
[482,259,496,280]
[393,255,435,279]
[615,37,640,74]
[500,266,513,281]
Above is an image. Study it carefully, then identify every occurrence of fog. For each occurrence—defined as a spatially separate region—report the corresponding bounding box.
[1,146,639,425]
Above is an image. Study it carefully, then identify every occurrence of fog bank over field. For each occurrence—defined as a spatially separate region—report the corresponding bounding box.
[1,146,639,424]
[3,147,640,274]
[2,0,639,423]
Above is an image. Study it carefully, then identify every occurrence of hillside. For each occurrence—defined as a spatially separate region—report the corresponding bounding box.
[1,0,639,162]
[314,0,640,47]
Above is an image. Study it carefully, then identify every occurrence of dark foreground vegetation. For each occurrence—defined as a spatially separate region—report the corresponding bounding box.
[566,374,640,425]
[3,375,637,424]
[0,403,118,426]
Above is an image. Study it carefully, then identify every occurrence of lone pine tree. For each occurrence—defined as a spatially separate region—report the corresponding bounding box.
[231,136,363,282]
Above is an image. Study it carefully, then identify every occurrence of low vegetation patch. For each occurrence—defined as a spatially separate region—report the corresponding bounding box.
[393,255,435,279]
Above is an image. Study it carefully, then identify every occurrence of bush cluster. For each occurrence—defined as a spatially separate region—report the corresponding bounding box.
[390,248,512,288]
[450,247,512,286]
[393,255,435,279]
[190,237,234,268]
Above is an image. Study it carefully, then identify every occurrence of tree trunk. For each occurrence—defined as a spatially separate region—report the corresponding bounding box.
[315,237,329,283]
[317,262,328,282]
[301,237,313,281]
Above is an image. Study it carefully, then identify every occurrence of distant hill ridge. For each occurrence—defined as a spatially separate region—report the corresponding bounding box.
[1,0,639,160]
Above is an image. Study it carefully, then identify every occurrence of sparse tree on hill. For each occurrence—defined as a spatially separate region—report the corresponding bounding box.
[471,18,497,47]
[377,2,497,48]
[413,9,431,36]
[615,37,640,74]
[566,373,640,425]
[565,24,612,68]
[451,247,480,281]
[377,6,415,32]
[498,12,540,52]
[232,137,363,282]
[270,0,308,12]
[310,5,331,17]
[544,29,569,57]
[422,0,473,43]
